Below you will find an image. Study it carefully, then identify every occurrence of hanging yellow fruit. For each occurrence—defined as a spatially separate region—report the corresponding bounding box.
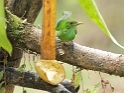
[35,60,66,85]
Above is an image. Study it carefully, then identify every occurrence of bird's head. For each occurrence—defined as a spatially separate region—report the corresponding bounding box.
[66,20,83,28]
[56,19,83,31]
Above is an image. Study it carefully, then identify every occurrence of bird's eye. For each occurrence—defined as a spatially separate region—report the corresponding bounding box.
[69,22,73,24]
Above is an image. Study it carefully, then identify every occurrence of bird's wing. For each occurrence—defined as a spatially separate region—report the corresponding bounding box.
[75,28,77,34]
[56,29,68,36]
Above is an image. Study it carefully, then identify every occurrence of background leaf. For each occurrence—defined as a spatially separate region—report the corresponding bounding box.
[85,82,100,93]
[0,0,12,55]
[74,70,82,89]
[78,0,124,49]
[90,82,100,93]
[0,71,3,81]
[0,87,5,93]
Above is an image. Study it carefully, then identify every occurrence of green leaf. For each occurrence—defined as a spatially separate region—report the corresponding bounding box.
[85,82,100,93]
[16,64,26,72]
[85,89,91,93]
[0,81,4,88]
[0,87,5,93]
[110,83,114,93]
[90,82,100,93]
[78,0,124,49]
[0,0,12,55]
[0,71,3,81]
[74,71,82,89]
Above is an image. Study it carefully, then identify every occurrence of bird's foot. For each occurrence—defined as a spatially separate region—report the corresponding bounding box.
[62,41,74,52]
[71,41,74,52]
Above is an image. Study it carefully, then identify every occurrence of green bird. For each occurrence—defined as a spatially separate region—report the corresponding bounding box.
[56,11,83,42]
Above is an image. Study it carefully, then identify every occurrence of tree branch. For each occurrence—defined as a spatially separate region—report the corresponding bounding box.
[5,2,124,91]
[5,10,124,92]
[0,66,77,93]
[5,9,79,92]
[7,22,124,77]
[7,0,42,23]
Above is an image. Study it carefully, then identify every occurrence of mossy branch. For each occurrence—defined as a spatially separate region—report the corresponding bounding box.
[6,11,124,77]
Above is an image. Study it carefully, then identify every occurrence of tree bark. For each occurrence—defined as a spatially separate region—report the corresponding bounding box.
[7,0,42,23]
[5,47,23,93]
[9,24,124,77]
[3,0,42,93]
[1,66,78,93]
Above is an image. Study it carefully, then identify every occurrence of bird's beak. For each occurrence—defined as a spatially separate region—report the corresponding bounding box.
[75,22,84,26]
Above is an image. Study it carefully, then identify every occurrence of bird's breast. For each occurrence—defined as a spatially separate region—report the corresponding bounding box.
[57,28,77,42]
